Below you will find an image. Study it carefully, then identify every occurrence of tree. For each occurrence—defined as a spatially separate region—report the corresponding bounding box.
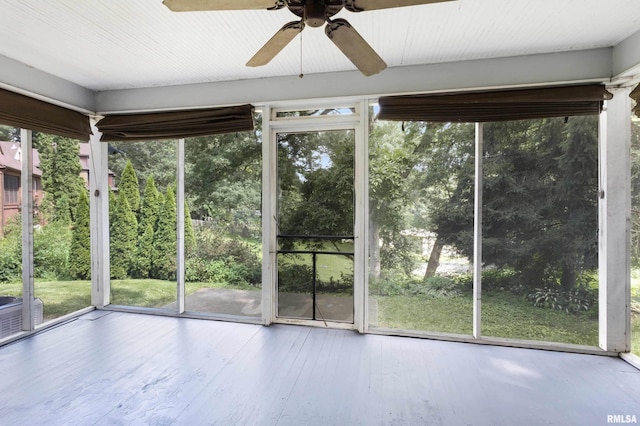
[69,188,91,279]
[134,223,154,279]
[35,134,85,223]
[185,114,262,237]
[109,141,177,194]
[630,114,640,264]
[118,160,141,216]
[0,125,19,141]
[138,176,161,235]
[109,194,137,279]
[430,117,598,291]
[152,186,177,280]
[184,200,196,257]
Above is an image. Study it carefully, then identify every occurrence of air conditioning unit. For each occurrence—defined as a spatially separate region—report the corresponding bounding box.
[0,297,44,338]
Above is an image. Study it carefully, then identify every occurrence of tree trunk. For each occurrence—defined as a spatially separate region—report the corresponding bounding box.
[369,218,381,278]
[424,235,445,279]
[560,260,576,292]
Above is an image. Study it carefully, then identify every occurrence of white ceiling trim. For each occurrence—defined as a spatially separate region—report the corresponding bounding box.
[95,48,613,114]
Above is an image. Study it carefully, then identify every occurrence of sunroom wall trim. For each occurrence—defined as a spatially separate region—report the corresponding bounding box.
[94,49,614,115]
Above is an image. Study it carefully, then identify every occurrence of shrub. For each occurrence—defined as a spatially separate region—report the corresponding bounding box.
[277,263,314,293]
[0,240,21,282]
[151,187,176,281]
[69,189,91,279]
[184,257,261,287]
[527,285,597,315]
[318,272,354,295]
[33,222,72,280]
[110,194,138,279]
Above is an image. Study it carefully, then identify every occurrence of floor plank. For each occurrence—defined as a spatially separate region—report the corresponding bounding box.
[0,312,639,425]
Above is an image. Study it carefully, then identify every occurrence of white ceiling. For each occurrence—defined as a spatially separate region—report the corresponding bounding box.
[1,0,639,92]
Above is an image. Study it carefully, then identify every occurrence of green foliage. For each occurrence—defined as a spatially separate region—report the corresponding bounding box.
[369,273,466,298]
[69,188,91,279]
[185,224,261,285]
[108,141,177,194]
[278,129,354,238]
[277,263,314,293]
[151,186,177,280]
[110,194,138,279]
[630,116,640,265]
[527,286,597,315]
[184,200,196,257]
[185,115,262,238]
[0,217,73,281]
[118,160,141,215]
[33,222,72,280]
[0,235,21,282]
[138,176,160,235]
[35,134,85,223]
[132,223,154,279]
[0,125,18,141]
[430,117,598,291]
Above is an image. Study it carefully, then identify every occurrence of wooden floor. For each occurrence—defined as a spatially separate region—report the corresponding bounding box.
[1,311,639,426]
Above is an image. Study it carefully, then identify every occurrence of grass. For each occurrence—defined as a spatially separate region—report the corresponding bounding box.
[0,275,638,356]
[279,241,353,282]
[0,279,254,321]
[375,292,600,346]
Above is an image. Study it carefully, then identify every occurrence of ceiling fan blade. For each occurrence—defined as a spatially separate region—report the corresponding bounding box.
[325,19,386,77]
[163,0,279,12]
[247,21,304,67]
[345,0,456,12]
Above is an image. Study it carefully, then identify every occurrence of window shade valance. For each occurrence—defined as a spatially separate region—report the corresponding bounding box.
[631,83,640,118]
[377,84,613,123]
[97,104,255,141]
[0,88,92,140]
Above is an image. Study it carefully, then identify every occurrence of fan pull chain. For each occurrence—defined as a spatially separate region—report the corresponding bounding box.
[299,30,304,79]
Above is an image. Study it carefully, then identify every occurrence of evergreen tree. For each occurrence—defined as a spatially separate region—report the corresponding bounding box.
[69,188,91,279]
[138,176,161,235]
[108,188,116,226]
[36,134,84,222]
[152,186,177,280]
[184,200,196,257]
[118,160,141,216]
[133,223,154,279]
[53,192,72,225]
[109,194,138,279]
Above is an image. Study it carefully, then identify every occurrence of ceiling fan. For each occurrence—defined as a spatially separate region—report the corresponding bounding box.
[163,0,456,76]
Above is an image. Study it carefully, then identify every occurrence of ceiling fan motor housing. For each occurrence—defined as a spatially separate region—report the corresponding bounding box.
[304,1,329,27]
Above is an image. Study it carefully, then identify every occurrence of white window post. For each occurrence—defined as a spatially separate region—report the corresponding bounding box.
[20,129,34,331]
[599,86,632,352]
[89,118,110,307]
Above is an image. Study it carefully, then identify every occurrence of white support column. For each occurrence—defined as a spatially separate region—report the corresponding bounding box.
[261,105,274,325]
[354,99,368,334]
[599,86,632,352]
[176,138,185,314]
[20,128,34,331]
[89,118,110,307]
[473,123,483,339]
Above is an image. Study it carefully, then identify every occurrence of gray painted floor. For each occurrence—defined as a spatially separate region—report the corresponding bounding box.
[0,311,639,425]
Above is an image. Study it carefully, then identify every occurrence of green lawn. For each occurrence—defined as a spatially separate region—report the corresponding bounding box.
[0,279,249,321]
[1,278,639,356]
[279,241,353,282]
[375,292,600,346]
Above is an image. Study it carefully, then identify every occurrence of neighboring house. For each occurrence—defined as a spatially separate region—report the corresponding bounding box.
[0,141,42,236]
[0,141,116,237]
[79,143,117,192]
